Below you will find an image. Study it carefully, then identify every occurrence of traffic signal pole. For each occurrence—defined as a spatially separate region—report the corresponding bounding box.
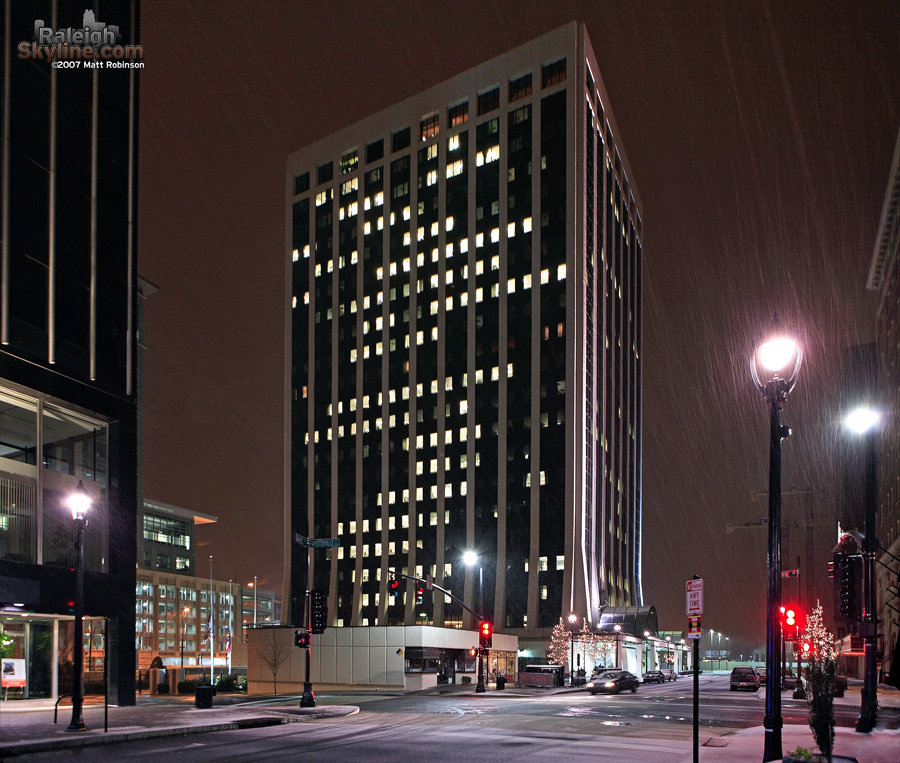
[300,554,315,707]
[389,569,489,691]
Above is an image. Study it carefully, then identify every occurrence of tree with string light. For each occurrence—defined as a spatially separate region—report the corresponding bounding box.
[801,601,836,763]
[548,617,570,667]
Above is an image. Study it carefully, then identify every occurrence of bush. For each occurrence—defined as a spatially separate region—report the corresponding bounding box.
[461,676,472,685]
[84,681,106,694]
[156,683,170,694]
[216,674,246,692]
[177,680,201,694]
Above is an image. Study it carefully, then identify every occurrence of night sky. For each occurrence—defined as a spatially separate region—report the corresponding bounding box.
[137,1,900,651]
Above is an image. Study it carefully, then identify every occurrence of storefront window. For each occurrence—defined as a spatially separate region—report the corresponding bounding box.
[1,618,54,699]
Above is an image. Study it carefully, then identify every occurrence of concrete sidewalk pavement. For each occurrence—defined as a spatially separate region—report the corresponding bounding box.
[0,682,897,761]
[0,695,360,758]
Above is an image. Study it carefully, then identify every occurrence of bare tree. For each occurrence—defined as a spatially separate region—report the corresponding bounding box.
[259,629,291,695]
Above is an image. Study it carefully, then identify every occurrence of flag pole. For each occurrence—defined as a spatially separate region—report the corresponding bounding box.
[228,578,233,674]
[209,555,214,686]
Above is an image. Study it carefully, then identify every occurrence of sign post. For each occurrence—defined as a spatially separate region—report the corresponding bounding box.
[686,576,703,763]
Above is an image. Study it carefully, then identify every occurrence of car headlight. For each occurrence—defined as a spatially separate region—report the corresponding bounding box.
[604,681,616,688]
[586,681,594,688]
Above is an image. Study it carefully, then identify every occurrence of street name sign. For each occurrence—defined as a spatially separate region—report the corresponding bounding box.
[294,534,340,548]
[686,578,703,615]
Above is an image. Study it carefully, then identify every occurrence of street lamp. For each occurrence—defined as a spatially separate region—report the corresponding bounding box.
[666,635,672,672]
[613,624,622,668]
[568,614,577,685]
[463,550,485,693]
[180,606,190,669]
[66,481,91,733]
[750,323,802,763]
[846,406,880,733]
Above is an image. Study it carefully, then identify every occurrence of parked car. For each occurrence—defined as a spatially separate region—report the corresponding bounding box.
[730,666,760,692]
[758,667,767,681]
[662,669,678,681]
[643,670,666,684]
[587,670,639,695]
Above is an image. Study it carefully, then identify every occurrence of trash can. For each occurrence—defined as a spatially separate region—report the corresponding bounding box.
[195,685,216,709]
[496,676,506,690]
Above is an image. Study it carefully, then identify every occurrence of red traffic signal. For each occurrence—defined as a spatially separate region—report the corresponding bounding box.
[801,641,811,655]
[784,608,796,627]
[480,620,493,648]
[469,647,477,657]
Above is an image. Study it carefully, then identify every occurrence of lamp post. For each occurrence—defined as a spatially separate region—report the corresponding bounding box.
[66,481,91,733]
[613,624,622,668]
[666,635,672,673]
[846,406,880,733]
[252,576,258,626]
[463,550,485,693]
[180,606,190,669]
[568,614,577,685]
[750,324,803,762]
[644,631,651,672]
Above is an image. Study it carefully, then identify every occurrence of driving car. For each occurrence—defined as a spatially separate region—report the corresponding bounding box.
[662,669,678,681]
[587,670,639,695]
[730,666,760,691]
[642,670,666,684]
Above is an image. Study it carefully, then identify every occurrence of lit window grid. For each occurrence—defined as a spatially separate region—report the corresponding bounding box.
[288,30,642,631]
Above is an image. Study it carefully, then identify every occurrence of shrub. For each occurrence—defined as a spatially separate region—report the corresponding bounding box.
[84,681,107,694]
[156,683,170,694]
[216,674,245,692]
[461,676,472,685]
[177,680,201,694]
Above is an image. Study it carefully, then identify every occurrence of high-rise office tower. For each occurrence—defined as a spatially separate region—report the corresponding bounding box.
[0,0,140,703]
[285,22,642,646]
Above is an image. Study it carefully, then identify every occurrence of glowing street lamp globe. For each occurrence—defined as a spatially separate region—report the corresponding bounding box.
[758,338,798,372]
[845,407,880,435]
[68,481,92,520]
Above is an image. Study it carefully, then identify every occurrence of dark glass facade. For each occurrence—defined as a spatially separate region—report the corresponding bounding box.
[0,0,140,704]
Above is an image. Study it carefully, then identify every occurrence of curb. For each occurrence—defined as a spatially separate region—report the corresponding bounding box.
[0,707,360,758]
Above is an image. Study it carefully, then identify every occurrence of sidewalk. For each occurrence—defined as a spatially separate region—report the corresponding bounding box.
[0,682,896,761]
[0,694,360,758]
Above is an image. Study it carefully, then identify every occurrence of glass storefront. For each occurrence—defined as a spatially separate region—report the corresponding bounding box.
[1,617,55,699]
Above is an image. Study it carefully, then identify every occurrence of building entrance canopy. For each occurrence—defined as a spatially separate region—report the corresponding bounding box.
[596,606,658,638]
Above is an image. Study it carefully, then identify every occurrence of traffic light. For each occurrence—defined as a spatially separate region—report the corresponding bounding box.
[389,574,401,602]
[469,647,478,657]
[834,553,862,621]
[415,585,425,605]
[784,608,796,627]
[295,629,310,648]
[480,620,492,649]
[310,589,328,634]
[801,641,811,658]
[826,560,835,580]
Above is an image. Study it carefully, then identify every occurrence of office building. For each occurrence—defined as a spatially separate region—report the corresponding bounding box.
[285,22,642,653]
[0,0,140,703]
[867,125,900,684]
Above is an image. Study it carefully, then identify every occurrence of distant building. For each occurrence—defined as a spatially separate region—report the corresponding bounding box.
[867,125,900,684]
[138,499,217,577]
[134,500,280,670]
[285,20,643,680]
[0,1,140,704]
